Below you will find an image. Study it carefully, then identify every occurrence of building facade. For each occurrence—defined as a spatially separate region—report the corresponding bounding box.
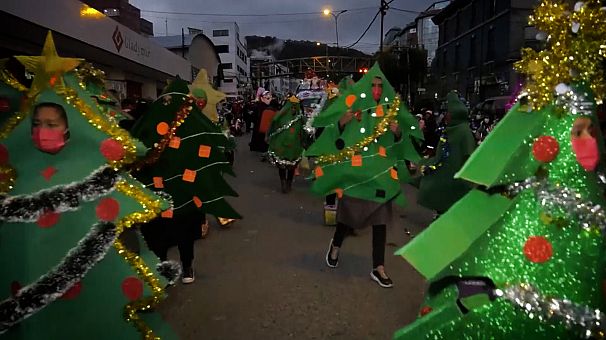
[431,0,539,103]
[1,0,191,99]
[250,55,294,98]
[82,0,153,36]
[416,1,450,67]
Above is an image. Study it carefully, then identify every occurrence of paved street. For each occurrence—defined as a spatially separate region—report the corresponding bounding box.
[159,135,434,340]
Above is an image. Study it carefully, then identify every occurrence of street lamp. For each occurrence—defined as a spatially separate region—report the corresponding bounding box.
[322,8,347,48]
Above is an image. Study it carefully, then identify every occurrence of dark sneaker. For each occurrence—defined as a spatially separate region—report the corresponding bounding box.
[325,239,339,268]
[181,267,195,284]
[370,270,393,288]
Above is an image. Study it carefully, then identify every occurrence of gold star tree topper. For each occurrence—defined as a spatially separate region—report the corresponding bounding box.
[16,31,83,98]
[189,69,226,122]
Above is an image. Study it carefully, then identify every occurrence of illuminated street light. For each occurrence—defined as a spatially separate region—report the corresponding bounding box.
[323,8,331,16]
[321,8,347,48]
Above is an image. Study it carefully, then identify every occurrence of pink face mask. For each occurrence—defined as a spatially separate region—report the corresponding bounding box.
[372,86,382,102]
[571,136,599,171]
[32,127,67,154]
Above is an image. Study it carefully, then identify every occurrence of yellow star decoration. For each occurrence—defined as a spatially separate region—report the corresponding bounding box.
[189,69,225,122]
[514,0,606,110]
[15,31,83,98]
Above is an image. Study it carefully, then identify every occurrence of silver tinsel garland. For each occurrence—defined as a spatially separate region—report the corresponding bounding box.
[506,177,606,232]
[267,150,301,167]
[495,284,605,338]
[268,114,304,139]
[0,166,119,223]
[0,222,118,333]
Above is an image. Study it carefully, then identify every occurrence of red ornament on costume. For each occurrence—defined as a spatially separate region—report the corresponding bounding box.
[420,306,433,316]
[0,144,9,165]
[523,236,553,263]
[100,138,125,161]
[121,277,144,301]
[37,211,60,228]
[196,99,207,109]
[532,136,559,163]
[61,281,82,300]
[96,197,120,221]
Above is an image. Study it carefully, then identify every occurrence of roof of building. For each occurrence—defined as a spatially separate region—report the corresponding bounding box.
[431,0,470,24]
[150,34,198,49]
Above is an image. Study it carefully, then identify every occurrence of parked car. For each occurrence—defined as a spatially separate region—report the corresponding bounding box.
[472,96,510,119]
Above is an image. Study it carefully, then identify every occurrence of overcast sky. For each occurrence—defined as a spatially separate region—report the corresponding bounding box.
[130,0,437,54]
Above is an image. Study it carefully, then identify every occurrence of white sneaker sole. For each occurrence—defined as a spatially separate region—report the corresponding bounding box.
[370,272,393,288]
[181,277,195,284]
[325,239,338,268]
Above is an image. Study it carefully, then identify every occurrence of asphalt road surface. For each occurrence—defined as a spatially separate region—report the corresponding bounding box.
[159,135,434,340]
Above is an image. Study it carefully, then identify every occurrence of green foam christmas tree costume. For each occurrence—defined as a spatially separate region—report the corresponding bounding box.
[305,63,422,205]
[416,91,477,213]
[268,97,304,166]
[0,33,175,339]
[394,2,606,336]
[130,76,240,220]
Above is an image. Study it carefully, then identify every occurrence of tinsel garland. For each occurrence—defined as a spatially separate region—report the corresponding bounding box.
[420,127,450,176]
[495,283,605,338]
[506,176,606,232]
[0,222,118,333]
[302,94,327,135]
[59,87,138,169]
[268,114,303,138]
[130,93,193,172]
[514,0,606,111]
[316,96,401,165]
[0,70,28,92]
[0,166,119,222]
[267,150,301,167]
[113,180,166,339]
[74,62,106,91]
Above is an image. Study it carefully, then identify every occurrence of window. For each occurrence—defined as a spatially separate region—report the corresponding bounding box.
[213,29,229,37]
[216,45,229,53]
[468,35,476,66]
[486,28,495,61]
[221,63,233,70]
[103,8,120,17]
[454,43,460,69]
[223,78,234,83]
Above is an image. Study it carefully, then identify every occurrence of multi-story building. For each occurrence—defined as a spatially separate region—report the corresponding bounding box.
[384,27,403,47]
[1,0,191,99]
[416,1,450,66]
[431,0,539,103]
[82,0,153,36]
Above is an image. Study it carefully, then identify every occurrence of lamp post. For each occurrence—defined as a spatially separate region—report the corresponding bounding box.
[322,9,347,48]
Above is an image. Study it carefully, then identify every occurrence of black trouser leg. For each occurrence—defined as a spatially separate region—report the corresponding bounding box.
[332,222,349,247]
[286,166,295,182]
[325,193,337,206]
[176,216,200,269]
[372,224,387,268]
[278,167,287,180]
[140,218,169,261]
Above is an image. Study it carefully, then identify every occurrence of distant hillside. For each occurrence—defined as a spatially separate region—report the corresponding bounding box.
[245,36,371,60]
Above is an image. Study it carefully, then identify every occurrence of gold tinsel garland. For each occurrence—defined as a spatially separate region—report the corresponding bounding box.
[316,95,401,165]
[514,0,606,110]
[0,70,28,92]
[74,62,106,91]
[60,87,138,169]
[130,94,193,172]
[114,180,165,340]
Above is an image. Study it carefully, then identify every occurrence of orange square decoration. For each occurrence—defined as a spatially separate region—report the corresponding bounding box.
[335,188,344,198]
[390,168,399,180]
[161,209,173,218]
[169,136,181,149]
[375,104,384,117]
[198,145,211,158]
[192,196,203,208]
[314,166,324,177]
[182,169,196,182]
[351,155,363,167]
[152,177,164,188]
[378,146,387,157]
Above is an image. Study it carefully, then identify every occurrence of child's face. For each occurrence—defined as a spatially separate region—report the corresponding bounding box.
[33,107,67,132]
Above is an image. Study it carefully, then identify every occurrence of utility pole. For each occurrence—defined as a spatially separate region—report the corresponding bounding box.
[181,28,185,58]
[165,18,168,36]
[380,0,389,53]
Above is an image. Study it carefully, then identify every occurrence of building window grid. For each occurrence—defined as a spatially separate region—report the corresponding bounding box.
[213,29,229,37]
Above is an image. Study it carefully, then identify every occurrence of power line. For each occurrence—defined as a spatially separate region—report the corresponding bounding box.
[391,7,422,14]
[344,10,381,49]
[139,6,377,17]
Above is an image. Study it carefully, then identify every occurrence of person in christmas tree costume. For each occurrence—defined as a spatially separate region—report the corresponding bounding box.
[305,63,422,288]
[267,95,304,193]
[130,72,241,283]
[0,32,177,339]
[416,91,476,215]
[394,1,606,337]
